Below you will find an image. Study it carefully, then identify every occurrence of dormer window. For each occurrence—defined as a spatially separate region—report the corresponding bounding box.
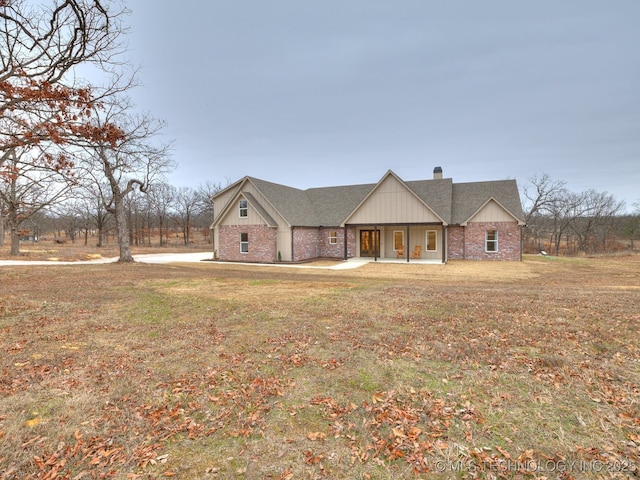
[239,199,248,217]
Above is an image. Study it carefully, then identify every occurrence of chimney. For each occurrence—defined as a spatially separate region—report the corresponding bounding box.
[433,166,443,180]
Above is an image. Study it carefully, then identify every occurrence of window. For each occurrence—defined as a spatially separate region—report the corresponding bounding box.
[328,231,337,244]
[240,232,249,253]
[426,230,437,251]
[239,199,248,217]
[393,231,404,251]
[486,229,498,252]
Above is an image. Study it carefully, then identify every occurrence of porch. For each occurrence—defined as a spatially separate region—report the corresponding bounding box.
[350,224,446,263]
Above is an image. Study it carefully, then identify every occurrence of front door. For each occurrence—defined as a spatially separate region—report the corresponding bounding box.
[360,230,380,257]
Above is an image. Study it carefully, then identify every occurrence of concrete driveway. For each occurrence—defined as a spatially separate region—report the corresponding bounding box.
[0,252,367,269]
[0,251,213,266]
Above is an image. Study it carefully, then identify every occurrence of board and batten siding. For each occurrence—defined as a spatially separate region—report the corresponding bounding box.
[212,185,241,223]
[467,199,517,224]
[347,175,440,225]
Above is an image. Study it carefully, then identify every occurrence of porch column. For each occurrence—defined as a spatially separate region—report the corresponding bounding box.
[374,226,378,261]
[442,226,446,263]
[343,226,348,260]
[406,225,410,262]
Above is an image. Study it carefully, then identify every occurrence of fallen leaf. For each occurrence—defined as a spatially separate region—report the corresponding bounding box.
[25,418,42,428]
[371,393,385,404]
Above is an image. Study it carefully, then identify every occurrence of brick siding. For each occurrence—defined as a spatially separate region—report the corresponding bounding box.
[460,222,521,261]
[292,227,319,262]
[293,227,357,261]
[318,227,356,259]
[218,225,277,263]
[447,226,465,260]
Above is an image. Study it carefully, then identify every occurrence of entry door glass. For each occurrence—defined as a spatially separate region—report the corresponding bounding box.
[360,230,380,257]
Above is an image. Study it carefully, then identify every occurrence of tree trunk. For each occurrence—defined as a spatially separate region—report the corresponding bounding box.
[10,224,20,256]
[114,196,134,262]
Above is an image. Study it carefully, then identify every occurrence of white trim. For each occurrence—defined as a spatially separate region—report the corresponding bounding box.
[239,199,248,218]
[393,230,404,251]
[426,230,437,251]
[485,229,498,252]
[240,232,249,253]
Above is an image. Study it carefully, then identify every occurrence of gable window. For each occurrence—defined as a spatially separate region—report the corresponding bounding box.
[240,232,249,253]
[393,231,404,251]
[239,199,248,217]
[486,229,498,252]
[328,231,337,244]
[426,230,437,251]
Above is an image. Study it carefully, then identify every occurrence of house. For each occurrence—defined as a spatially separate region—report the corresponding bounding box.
[210,167,526,263]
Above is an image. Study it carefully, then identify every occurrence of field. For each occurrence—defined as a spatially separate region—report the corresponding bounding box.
[1,243,639,479]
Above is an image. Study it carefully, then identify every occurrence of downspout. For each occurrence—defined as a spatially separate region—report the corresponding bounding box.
[463,225,466,260]
[210,227,215,259]
[442,225,446,264]
[291,227,295,262]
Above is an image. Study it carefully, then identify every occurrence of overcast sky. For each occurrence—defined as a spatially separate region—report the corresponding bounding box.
[123,1,639,210]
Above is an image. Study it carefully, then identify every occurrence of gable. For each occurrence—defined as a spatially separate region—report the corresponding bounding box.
[345,172,444,225]
[211,178,244,224]
[452,180,525,225]
[467,198,521,223]
[213,179,281,228]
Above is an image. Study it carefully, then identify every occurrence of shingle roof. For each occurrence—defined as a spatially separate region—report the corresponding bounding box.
[306,183,375,226]
[451,180,525,224]
[404,178,453,223]
[248,177,317,226]
[214,172,525,227]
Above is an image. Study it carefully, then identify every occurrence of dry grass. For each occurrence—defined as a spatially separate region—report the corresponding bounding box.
[0,245,639,479]
[1,238,204,262]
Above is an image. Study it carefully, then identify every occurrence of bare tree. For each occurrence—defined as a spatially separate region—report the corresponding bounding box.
[521,173,568,253]
[0,147,76,254]
[1,0,135,253]
[195,180,226,244]
[570,190,625,253]
[74,96,173,262]
[522,173,567,222]
[546,190,584,256]
[1,0,128,169]
[172,187,200,246]
[623,201,640,250]
[81,182,114,247]
[148,182,175,246]
[0,198,5,247]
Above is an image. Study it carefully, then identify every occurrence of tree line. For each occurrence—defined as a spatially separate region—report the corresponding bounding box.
[521,173,639,256]
[1,180,222,251]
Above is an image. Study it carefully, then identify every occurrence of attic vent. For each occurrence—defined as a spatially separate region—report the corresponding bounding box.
[433,166,443,179]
